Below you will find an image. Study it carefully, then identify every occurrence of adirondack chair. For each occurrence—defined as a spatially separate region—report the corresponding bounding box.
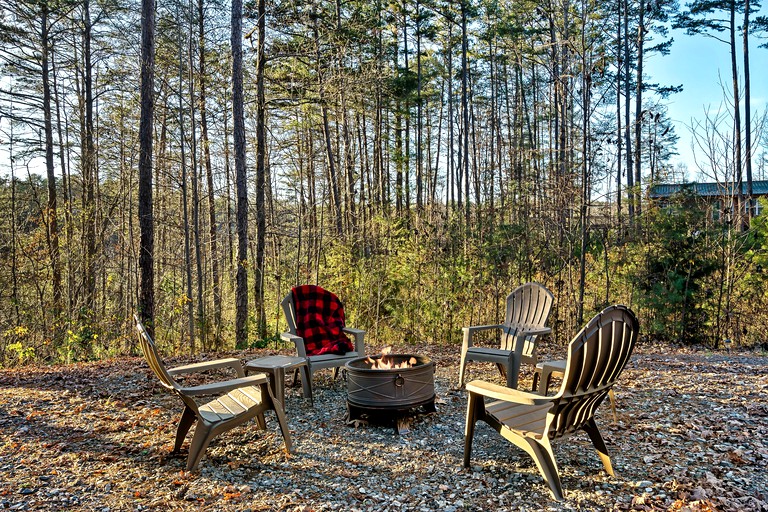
[134,315,293,471]
[280,287,365,399]
[458,282,554,389]
[463,305,639,501]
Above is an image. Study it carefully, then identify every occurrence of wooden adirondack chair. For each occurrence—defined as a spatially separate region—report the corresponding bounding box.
[463,305,639,501]
[134,315,293,471]
[458,282,554,389]
[280,288,365,399]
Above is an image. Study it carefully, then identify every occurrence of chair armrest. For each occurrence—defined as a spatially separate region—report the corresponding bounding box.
[169,357,245,378]
[516,326,552,337]
[465,379,553,406]
[281,332,308,358]
[342,327,366,353]
[462,324,503,350]
[181,373,270,396]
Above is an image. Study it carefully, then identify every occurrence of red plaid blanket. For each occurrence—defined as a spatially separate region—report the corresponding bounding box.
[292,285,354,356]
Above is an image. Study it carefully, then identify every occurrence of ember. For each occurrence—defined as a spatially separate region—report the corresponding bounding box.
[364,347,418,369]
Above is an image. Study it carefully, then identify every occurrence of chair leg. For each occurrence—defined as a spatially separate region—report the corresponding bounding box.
[463,391,484,467]
[497,363,510,385]
[299,366,313,404]
[255,413,266,430]
[271,397,294,454]
[259,382,293,453]
[608,389,617,423]
[186,422,214,471]
[174,406,197,452]
[458,352,468,387]
[505,353,521,389]
[525,437,565,501]
[583,418,614,477]
[459,330,470,387]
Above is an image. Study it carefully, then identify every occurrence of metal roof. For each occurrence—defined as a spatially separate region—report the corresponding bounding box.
[649,181,768,198]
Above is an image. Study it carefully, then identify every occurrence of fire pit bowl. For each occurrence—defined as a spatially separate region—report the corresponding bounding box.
[345,354,436,433]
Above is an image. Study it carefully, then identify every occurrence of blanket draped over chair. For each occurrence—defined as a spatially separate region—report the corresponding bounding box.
[291,285,354,356]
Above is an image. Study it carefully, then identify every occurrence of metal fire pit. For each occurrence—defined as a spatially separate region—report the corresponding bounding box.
[345,354,436,433]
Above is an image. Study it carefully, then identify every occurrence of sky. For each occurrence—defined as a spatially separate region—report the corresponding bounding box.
[644,20,768,182]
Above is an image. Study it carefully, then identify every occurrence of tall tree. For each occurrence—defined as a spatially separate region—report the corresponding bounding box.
[232,0,249,347]
[632,0,645,222]
[41,2,63,326]
[177,2,195,348]
[254,0,267,335]
[138,0,156,333]
[197,0,223,347]
[743,0,753,217]
[81,0,98,319]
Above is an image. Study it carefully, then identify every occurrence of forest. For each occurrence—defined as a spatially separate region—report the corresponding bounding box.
[1,0,767,367]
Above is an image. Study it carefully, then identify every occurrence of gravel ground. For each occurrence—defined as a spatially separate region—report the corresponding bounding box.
[1,343,767,511]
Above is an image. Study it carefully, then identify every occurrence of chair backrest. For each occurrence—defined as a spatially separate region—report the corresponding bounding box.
[547,305,639,439]
[500,282,555,363]
[133,314,180,393]
[281,292,298,335]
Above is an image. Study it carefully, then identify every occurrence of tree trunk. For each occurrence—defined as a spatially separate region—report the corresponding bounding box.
[416,0,423,216]
[461,1,470,230]
[254,0,267,336]
[198,0,222,347]
[616,0,623,236]
[624,0,634,223]
[633,0,645,222]
[41,5,63,326]
[447,22,454,210]
[187,13,205,349]
[729,0,743,228]
[138,0,156,333]
[232,0,249,347]
[577,20,592,326]
[178,11,195,350]
[83,0,97,322]
[743,0,752,218]
[52,42,75,321]
[313,11,343,237]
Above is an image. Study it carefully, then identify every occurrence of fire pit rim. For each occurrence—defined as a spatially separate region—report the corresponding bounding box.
[344,353,432,372]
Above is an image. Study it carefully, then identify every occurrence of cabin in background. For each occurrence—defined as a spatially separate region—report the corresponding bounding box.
[649,180,768,223]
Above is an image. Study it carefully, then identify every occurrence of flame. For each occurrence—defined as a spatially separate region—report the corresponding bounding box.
[364,347,418,369]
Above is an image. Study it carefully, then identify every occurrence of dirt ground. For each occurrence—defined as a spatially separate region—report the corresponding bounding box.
[1,342,766,511]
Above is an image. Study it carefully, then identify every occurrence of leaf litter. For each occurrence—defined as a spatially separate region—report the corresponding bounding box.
[1,344,766,511]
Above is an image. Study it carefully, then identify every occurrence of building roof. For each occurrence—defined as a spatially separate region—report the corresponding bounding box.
[649,180,768,198]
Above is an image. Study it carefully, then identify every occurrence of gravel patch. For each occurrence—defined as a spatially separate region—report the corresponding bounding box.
[1,344,766,510]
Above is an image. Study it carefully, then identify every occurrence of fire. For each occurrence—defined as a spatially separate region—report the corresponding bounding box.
[364,347,417,369]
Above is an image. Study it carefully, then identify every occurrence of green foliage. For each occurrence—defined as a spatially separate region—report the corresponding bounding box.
[622,194,720,344]
[61,324,99,364]
[3,326,35,366]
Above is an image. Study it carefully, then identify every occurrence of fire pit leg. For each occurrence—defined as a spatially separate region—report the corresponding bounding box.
[395,414,409,435]
[346,402,364,424]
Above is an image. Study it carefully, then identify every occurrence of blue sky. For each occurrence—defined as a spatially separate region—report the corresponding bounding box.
[644,20,768,182]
